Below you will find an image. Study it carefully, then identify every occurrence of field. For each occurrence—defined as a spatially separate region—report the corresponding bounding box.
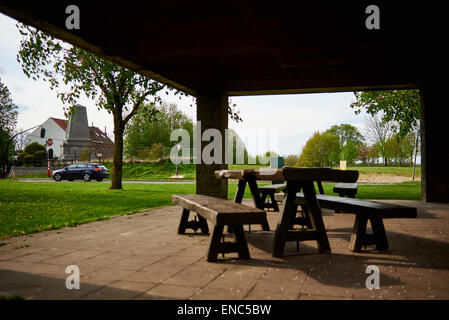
[0,180,421,240]
[17,161,420,181]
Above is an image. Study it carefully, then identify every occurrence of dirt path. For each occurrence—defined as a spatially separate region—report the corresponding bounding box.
[358,173,420,184]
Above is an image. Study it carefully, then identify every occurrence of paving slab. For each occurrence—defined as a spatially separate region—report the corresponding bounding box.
[1,199,448,300]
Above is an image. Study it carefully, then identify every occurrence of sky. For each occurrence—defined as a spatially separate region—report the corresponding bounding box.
[0,12,369,157]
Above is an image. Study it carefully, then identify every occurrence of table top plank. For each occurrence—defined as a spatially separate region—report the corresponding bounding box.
[172,194,266,225]
[215,167,359,183]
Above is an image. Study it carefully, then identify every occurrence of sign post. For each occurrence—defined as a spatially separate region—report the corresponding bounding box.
[46,139,53,177]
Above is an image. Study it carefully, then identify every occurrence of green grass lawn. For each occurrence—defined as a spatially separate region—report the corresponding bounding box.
[16,162,270,180]
[346,166,420,177]
[0,180,421,240]
[16,162,419,180]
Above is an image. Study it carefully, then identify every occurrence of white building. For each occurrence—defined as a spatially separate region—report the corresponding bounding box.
[27,117,113,159]
[27,117,66,158]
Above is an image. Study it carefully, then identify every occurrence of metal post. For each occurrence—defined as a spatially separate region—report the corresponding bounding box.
[412,129,419,181]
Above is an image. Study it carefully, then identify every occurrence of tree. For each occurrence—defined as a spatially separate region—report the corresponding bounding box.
[17,24,242,188]
[17,24,171,189]
[367,144,380,165]
[296,132,341,167]
[226,129,250,165]
[23,142,46,155]
[358,144,369,166]
[384,132,416,166]
[326,124,364,147]
[124,102,193,158]
[341,141,360,166]
[350,89,420,137]
[284,154,300,167]
[364,114,394,166]
[1,78,18,170]
[12,129,29,152]
[326,124,364,166]
[16,142,47,167]
[0,78,18,133]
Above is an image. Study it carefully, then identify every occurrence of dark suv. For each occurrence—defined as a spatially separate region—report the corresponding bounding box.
[52,163,109,182]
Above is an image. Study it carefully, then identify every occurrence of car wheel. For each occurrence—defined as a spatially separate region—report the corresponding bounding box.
[83,173,91,182]
[96,178,103,182]
[54,173,62,181]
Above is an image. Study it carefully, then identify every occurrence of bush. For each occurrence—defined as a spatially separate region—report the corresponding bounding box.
[23,154,34,165]
[24,142,46,154]
[149,143,164,161]
[284,154,299,167]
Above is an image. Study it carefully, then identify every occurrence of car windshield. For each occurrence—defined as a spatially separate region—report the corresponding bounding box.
[97,165,107,170]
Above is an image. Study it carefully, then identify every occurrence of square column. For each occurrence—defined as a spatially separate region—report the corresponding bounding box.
[420,84,449,202]
[196,89,229,199]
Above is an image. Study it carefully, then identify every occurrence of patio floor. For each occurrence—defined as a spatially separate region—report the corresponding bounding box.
[1,199,449,300]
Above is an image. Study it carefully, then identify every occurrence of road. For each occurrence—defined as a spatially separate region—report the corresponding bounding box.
[16,179,196,184]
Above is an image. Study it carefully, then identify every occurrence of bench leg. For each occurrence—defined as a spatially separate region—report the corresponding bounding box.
[261,192,268,210]
[370,216,389,251]
[299,205,313,229]
[247,179,270,231]
[207,225,225,262]
[302,182,331,254]
[349,215,389,252]
[269,193,280,212]
[178,208,209,235]
[273,181,300,257]
[207,225,250,262]
[349,215,368,252]
[231,225,250,260]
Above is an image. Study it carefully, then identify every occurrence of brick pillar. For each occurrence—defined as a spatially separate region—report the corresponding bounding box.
[196,89,228,199]
[420,84,449,202]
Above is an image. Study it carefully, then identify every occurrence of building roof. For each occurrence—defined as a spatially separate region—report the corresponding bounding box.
[89,126,113,145]
[50,118,113,145]
[0,2,439,96]
[50,117,68,131]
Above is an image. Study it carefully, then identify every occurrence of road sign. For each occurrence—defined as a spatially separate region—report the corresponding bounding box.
[47,138,53,146]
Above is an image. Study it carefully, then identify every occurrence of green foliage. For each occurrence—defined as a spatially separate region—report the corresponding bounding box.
[283,154,299,167]
[0,78,18,162]
[226,129,250,165]
[296,131,341,167]
[350,89,420,136]
[0,128,15,162]
[0,78,18,133]
[16,24,167,118]
[341,141,359,166]
[15,142,47,166]
[384,132,417,166]
[16,23,170,188]
[326,124,364,165]
[124,102,193,158]
[23,142,46,154]
[326,124,364,146]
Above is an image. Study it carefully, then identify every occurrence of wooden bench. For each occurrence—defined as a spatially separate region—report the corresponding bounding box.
[333,183,358,198]
[293,193,417,252]
[172,194,267,262]
[259,183,286,211]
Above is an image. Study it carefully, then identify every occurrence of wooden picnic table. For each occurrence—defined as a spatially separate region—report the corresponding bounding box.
[215,167,359,257]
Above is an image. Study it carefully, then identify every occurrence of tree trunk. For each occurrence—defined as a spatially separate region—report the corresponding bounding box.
[111,117,124,190]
